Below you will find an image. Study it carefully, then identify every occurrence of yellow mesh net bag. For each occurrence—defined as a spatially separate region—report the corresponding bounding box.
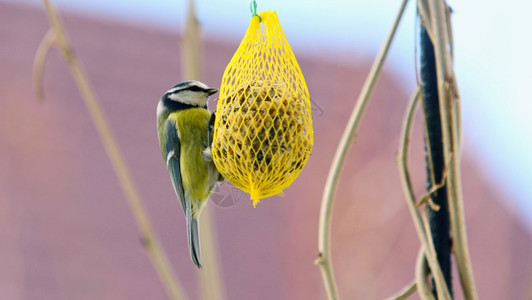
[212,10,314,207]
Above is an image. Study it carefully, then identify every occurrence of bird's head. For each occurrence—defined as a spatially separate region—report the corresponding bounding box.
[157,80,218,116]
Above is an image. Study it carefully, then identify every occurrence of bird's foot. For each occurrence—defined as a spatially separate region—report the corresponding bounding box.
[202,147,213,162]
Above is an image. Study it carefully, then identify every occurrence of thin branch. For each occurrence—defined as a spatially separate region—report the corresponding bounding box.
[416,248,436,300]
[419,21,453,297]
[183,0,201,81]
[181,1,225,299]
[445,4,454,61]
[422,205,452,299]
[386,280,417,300]
[417,0,434,43]
[425,0,478,298]
[32,28,56,100]
[198,207,225,300]
[40,1,188,299]
[416,152,451,210]
[426,0,453,82]
[316,0,410,298]
[397,87,451,299]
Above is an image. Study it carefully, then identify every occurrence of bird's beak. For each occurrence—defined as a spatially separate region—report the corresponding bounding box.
[206,88,218,96]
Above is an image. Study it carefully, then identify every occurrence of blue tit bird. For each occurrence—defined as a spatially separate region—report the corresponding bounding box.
[156,80,223,268]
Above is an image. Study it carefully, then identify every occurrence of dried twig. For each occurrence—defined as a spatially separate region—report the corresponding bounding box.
[183,0,201,81]
[316,0,410,298]
[386,280,417,300]
[421,0,478,298]
[415,154,451,209]
[417,0,434,42]
[182,1,225,299]
[198,207,225,300]
[38,1,188,299]
[32,28,56,100]
[416,248,436,300]
[397,87,451,299]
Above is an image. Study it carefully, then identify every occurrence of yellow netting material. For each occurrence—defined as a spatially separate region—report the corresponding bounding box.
[212,11,314,207]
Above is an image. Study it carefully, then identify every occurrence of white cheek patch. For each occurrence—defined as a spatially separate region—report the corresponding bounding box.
[168,90,207,106]
[167,92,182,101]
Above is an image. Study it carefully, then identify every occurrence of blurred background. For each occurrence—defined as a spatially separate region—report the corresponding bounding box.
[1,0,531,299]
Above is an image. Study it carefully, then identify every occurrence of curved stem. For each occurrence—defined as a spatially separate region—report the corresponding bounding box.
[423,0,478,298]
[182,1,225,299]
[416,248,436,300]
[33,28,56,100]
[419,22,453,297]
[397,87,451,299]
[40,1,188,299]
[32,28,56,100]
[316,0,410,298]
[386,280,417,300]
[198,207,225,300]
[183,0,201,81]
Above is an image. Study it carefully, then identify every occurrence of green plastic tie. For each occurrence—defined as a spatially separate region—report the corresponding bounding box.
[250,0,262,22]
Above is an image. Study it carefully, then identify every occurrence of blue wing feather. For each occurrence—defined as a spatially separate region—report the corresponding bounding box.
[164,112,204,268]
[165,119,187,216]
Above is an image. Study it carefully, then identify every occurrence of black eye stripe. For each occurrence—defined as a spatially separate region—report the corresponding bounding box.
[188,85,205,92]
[166,85,206,95]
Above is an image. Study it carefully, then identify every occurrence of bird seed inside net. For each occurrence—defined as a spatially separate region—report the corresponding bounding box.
[212,80,312,206]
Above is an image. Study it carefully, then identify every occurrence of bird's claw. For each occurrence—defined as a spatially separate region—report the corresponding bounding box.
[202,147,213,162]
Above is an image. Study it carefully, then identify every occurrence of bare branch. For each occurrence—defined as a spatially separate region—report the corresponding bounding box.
[397,86,451,299]
[39,1,188,299]
[385,280,417,300]
[416,248,436,300]
[316,0,410,298]
[181,1,225,299]
[32,28,56,100]
[426,0,478,297]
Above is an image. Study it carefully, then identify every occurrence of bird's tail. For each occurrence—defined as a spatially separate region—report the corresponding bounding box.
[186,208,202,268]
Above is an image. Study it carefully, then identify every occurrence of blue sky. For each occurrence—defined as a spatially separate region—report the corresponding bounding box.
[10,0,532,230]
